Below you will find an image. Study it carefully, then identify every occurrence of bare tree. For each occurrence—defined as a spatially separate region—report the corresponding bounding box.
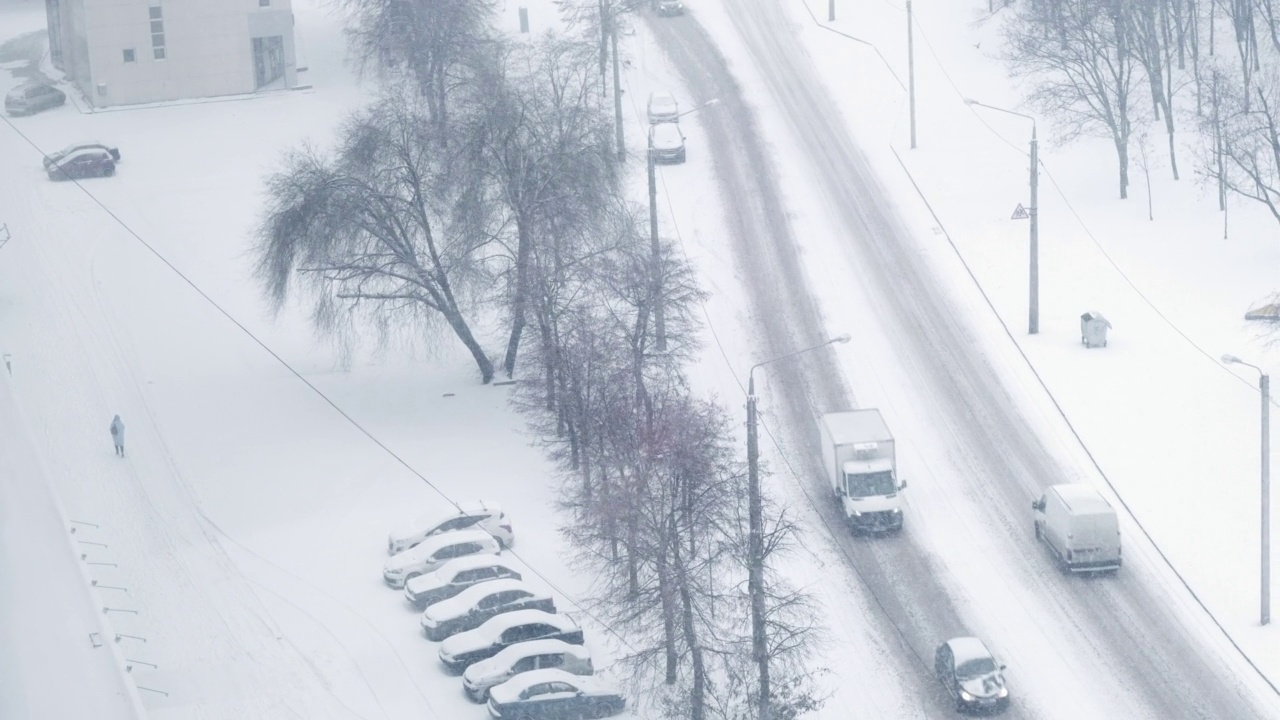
[473,36,616,379]
[256,100,498,382]
[340,0,496,128]
[1005,0,1147,198]
[1202,57,1280,224]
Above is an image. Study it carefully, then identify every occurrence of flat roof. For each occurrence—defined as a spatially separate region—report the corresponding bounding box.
[822,410,891,445]
[1050,483,1113,515]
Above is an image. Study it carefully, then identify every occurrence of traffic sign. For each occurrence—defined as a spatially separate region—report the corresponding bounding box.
[1011,204,1029,220]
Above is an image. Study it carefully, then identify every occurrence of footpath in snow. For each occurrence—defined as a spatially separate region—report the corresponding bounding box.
[0,370,143,720]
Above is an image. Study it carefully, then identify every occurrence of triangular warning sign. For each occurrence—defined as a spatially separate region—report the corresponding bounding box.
[1011,204,1029,220]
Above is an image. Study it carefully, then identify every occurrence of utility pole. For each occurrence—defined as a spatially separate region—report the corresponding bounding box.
[745,334,849,720]
[648,129,665,351]
[828,0,835,21]
[1029,124,1039,334]
[746,374,768,720]
[907,0,916,149]
[612,15,625,161]
[1263,371,1271,626]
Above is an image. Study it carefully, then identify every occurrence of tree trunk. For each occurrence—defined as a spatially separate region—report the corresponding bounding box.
[1117,137,1131,199]
[656,547,679,684]
[441,304,495,383]
[503,217,534,378]
[672,534,706,720]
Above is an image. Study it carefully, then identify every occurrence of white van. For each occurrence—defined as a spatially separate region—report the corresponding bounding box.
[1032,484,1121,573]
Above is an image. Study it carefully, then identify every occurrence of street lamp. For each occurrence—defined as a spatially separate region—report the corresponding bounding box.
[1222,353,1271,626]
[745,333,851,720]
[964,98,1039,335]
[649,98,719,351]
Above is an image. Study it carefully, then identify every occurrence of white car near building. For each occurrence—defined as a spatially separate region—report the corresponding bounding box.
[382,529,501,589]
[387,500,513,555]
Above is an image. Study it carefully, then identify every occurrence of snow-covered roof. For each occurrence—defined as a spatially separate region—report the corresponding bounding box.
[424,578,532,621]
[385,528,495,568]
[1050,484,1113,516]
[822,410,892,445]
[488,638,590,667]
[946,636,994,664]
[391,500,501,540]
[489,668,610,703]
[415,554,520,588]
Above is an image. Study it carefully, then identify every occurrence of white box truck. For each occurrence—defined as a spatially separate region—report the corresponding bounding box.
[818,410,906,533]
[1032,484,1121,573]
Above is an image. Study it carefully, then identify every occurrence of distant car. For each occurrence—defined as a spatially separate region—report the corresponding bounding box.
[382,529,501,588]
[650,123,686,164]
[43,143,120,170]
[934,637,1010,714]
[404,555,523,609]
[47,148,116,181]
[656,0,685,15]
[5,82,66,116]
[462,638,593,702]
[1032,484,1121,573]
[420,578,555,642]
[647,90,680,124]
[438,609,584,673]
[487,668,626,719]
[387,500,513,554]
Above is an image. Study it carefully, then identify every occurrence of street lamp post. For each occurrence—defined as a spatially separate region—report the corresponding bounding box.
[1223,353,1271,626]
[746,333,851,720]
[649,98,719,351]
[964,99,1039,335]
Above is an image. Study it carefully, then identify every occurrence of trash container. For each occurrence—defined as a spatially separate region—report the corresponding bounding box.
[1080,311,1111,348]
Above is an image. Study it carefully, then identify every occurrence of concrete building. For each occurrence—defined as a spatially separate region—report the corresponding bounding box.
[45,0,298,108]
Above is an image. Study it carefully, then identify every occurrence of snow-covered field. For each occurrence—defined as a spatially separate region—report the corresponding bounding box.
[6,0,1280,715]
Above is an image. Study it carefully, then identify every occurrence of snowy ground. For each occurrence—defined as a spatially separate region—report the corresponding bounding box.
[7,0,1280,715]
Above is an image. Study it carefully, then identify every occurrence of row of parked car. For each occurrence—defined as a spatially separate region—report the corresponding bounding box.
[382,501,628,718]
[5,81,123,181]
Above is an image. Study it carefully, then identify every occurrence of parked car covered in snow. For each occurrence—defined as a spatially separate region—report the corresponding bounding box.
[438,609,584,673]
[46,148,116,181]
[387,500,512,555]
[420,578,555,641]
[43,143,120,170]
[647,90,679,124]
[487,668,626,719]
[404,554,522,609]
[650,123,686,164]
[462,638,593,702]
[382,529,500,588]
[5,82,65,116]
[934,636,1010,714]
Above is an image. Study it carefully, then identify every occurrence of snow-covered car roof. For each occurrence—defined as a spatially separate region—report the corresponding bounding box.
[651,123,684,150]
[489,668,614,704]
[50,148,112,168]
[389,500,502,542]
[405,554,521,593]
[945,636,995,665]
[424,578,539,622]
[649,91,677,108]
[486,638,590,668]
[440,609,577,655]
[1049,483,1113,515]
[384,528,495,569]
[6,82,46,99]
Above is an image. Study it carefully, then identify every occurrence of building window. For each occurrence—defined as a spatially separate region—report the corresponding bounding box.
[123,48,136,62]
[149,5,165,60]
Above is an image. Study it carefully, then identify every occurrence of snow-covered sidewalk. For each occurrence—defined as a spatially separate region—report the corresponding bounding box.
[0,370,144,720]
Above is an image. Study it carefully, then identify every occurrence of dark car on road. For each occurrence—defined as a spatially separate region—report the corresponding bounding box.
[5,83,66,116]
[438,609,584,673]
[44,143,121,170]
[935,637,1010,714]
[47,148,116,181]
[487,668,626,720]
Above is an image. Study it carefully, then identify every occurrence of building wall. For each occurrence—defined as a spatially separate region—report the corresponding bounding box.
[77,0,295,108]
